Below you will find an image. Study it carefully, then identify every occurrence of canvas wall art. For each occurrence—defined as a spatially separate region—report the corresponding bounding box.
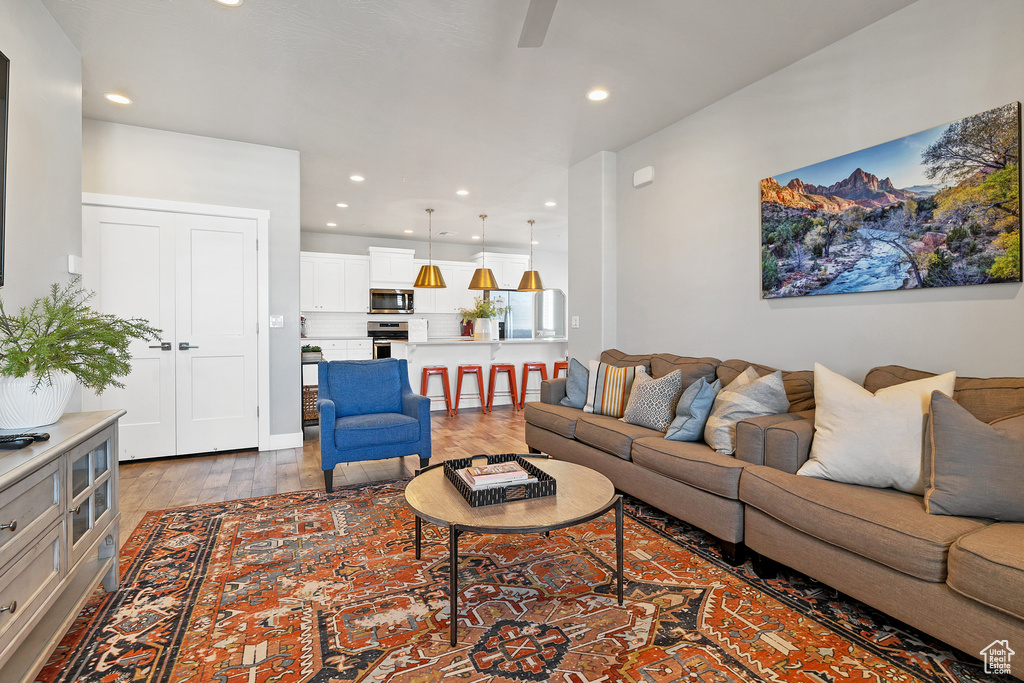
[760,102,1021,298]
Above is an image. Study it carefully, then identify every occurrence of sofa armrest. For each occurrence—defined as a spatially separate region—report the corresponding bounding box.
[764,415,815,474]
[402,391,430,423]
[540,377,567,405]
[735,410,814,465]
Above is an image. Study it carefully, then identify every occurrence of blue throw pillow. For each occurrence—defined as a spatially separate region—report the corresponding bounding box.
[665,378,721,441]
[559,358,589,409]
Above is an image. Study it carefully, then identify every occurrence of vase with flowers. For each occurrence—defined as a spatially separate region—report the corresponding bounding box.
[457,296,506,340]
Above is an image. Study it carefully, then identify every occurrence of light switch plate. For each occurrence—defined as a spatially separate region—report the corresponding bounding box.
[571,316,580,329]
[269,315,284,328]
[67,255,83,275]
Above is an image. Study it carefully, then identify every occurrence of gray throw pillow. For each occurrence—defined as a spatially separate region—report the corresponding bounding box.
[665,378,721,441]
[704,368,790,454]
[559,358,589,409]
[620,369,683,432]
[926,391,1024,522]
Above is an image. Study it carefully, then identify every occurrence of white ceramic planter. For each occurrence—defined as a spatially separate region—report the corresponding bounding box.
[0,372,77,430]
[474,317,492,341]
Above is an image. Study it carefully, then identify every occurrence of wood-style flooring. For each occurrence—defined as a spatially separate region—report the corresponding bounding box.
[117,406,528,548]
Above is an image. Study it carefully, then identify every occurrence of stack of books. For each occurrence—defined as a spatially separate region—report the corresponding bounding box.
[456,461,537,490]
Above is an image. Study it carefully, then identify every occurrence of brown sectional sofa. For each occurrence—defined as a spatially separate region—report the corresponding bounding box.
[524,351,1024,678]
[524,349,815,565]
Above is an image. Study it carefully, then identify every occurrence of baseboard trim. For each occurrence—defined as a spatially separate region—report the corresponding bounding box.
[264,432,303,451]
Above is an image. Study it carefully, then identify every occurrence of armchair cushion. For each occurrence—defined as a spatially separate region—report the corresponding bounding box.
[326,358,403,416]
[334,413,419,450]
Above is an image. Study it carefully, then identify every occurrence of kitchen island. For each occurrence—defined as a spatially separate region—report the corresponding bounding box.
[391,338,568,411]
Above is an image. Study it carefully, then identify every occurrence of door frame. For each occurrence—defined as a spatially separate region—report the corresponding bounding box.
[82,193,276,452]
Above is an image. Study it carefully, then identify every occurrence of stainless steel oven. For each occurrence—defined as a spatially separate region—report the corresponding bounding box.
[369,289,415,314]
[368,321,409,359]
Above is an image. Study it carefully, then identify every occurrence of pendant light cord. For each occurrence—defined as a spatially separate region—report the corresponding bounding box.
[528,219,535,269]
[426,208,433,263]
[479,214,487,267]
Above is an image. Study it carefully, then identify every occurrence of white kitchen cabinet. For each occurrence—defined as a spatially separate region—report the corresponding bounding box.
[368,247,416,288]
[451,264,479,313]
[300,252,370,313]
[301,339,373,384]
[412,261,458,314]
[473,253,531,290]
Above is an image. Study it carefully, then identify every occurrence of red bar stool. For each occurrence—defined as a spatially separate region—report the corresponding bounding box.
[520,362,548,407]
[487,364,520,412]
[454,364,486,415]
[553,361,569,378]
[420,366,454,417]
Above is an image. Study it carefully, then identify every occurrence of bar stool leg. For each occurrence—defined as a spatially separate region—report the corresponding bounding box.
[440,368,453,417]
[454,369,465,415]
[486,365,498,412]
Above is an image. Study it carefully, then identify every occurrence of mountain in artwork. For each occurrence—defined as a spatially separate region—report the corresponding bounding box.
[762,168,918,211]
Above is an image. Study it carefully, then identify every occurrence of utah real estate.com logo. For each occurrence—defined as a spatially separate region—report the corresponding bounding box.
[981,640,1015,675]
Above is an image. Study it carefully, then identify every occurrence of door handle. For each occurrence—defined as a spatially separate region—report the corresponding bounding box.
[179,342,200,350]
[149,342,173,351]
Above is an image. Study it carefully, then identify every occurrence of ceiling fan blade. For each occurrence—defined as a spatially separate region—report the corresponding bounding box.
[518,0,558,48]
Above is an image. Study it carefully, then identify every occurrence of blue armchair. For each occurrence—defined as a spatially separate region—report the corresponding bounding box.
[317,358,431,492]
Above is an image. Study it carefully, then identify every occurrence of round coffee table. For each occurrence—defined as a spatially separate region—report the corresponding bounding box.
[404,455,624,645]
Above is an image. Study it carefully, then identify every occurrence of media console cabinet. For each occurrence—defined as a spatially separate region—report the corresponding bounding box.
[0,410,124,683]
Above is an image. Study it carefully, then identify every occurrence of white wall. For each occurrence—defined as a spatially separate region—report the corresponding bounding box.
[568,151,616,362]
[610,0,1024,381]
[0,0,81,308]
[82,121,301,436]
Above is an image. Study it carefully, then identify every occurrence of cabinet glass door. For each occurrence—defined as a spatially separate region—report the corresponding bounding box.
[68,439,114,562]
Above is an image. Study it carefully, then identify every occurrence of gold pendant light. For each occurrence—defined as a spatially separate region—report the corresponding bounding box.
[469,213,498,290]
[517,219,544,291]
[414,208,447,288]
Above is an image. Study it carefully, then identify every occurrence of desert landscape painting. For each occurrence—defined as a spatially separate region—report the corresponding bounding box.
[761,102,1021,298]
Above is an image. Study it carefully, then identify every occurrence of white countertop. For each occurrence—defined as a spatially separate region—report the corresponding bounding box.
[393,338,567,345]
[302,336,370,341]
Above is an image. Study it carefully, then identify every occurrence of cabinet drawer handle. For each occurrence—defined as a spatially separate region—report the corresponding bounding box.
[0,520,16,533]
[72,505,83,515]
[0,602,16,615]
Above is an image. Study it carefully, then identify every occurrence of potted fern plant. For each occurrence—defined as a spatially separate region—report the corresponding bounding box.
[0,280,161,429]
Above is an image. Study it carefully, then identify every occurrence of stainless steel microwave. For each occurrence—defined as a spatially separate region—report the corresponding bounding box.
[369,289,415,314]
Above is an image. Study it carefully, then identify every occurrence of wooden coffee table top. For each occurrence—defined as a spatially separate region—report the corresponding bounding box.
[404,457,616,533]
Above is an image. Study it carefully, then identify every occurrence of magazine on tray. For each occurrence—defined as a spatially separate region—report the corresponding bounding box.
[457,468,537,491]
[464,461,530,485]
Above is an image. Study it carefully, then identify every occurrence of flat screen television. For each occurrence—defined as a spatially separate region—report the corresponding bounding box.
[0,49,7,286]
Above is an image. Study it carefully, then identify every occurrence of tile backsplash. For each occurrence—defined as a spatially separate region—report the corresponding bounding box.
[303,312,462,338]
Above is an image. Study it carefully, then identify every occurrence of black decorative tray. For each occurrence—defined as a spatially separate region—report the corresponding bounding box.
[444,453,556,507]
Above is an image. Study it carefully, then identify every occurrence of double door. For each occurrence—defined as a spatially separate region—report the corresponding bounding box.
[83,206,259,461]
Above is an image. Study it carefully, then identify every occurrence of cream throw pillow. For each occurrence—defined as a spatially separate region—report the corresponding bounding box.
[798,363,955,494]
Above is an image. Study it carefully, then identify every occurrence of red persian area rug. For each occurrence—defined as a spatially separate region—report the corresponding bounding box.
[36,480,1010,682]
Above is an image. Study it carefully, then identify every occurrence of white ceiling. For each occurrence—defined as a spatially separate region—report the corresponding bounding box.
[42,0,917,251]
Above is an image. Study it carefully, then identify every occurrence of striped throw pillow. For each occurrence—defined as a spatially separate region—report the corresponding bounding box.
[584,361,640,418]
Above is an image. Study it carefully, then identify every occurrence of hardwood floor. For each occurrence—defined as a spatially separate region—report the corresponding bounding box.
[117,406,529,547]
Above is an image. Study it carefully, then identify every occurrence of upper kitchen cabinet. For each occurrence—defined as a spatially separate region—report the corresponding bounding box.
[368,247,416,288]
[413,261,476,314]
[300,252,370,312]
[473,253,531,290]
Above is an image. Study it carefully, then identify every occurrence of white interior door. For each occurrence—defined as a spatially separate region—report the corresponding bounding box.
[83,206,177,460]
[174,214,258,455]
[83,206,258,460]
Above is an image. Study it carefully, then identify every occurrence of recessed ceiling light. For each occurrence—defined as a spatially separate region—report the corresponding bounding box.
[104,93,132,105]
[404,229,413,234]
[544,201,557,207]
[532,241,539,245]
[326,222,337,227]
[587,89,609,101]
[215,0,243,5]
[471,235,480,240]
[336,203,349,208]
[350,175,365,182]
[456,190,469,196]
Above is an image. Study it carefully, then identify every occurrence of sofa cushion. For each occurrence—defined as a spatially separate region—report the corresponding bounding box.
[559,357,589,409]
[574,414,661,460]
[621,368,683,431]
[705,368,789,454]
[524,402,584,439]
[632,437,748,499]
[666,378,721,442]
[650,354,720,386]
[739,465,990,582]
[326,358,403,416]
[927,391,1024,522]
[948,523,1024,620]
[334,412,419,450]
[601,349,653,372]
[717,359,815,412]
[584,361,639,418]
[864,364,1024,424]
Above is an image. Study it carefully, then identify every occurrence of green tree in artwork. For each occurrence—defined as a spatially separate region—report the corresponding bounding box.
[989,230,1021,280]
[761,248,781,291]
[922,103,1019,183]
